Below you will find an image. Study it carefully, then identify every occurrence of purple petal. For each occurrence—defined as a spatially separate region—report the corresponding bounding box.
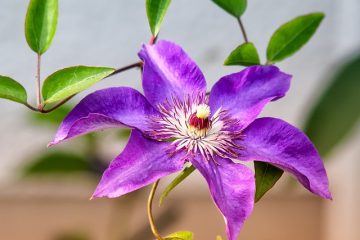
[237,117,331,199]
[191,156,255,240]
[92,130,185,198]
[49,87,159,146]
[138,40,206,105]
[209,65,291,129]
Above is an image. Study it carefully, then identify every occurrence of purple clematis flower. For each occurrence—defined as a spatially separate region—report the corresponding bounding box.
[50,40,331,240]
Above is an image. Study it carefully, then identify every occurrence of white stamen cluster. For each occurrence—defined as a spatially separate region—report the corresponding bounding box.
[147,95,243,161]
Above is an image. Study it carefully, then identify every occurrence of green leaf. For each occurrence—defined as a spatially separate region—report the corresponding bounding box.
[23,151,91,176]
[0,76,27,104]
[146,0,171,36]
[164,231,194,240]
[254,161,283,202]
[42,66,114,103]
[212,0,247,17]
[266,12,325,63]
[159,165,195,205]
[304,55,360,157]
[224,42,260,66]
[25,0,58,54]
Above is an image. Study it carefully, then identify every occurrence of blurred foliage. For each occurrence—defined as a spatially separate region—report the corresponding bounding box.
[304,54,360,158]
[118,128,132,140]
[24,105,130,177]
[54,232,89,240]
[23,151,92,176]
[30,104,71,126]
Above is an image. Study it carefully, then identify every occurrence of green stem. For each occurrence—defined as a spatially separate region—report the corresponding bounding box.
[147,180,163,240]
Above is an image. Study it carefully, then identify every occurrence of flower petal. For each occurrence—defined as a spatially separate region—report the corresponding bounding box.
[209,65,291,129]
[49,87,159,146]
[92,130,185,198]
[138,40,206,105]
[190,156,255,240]
[237,117,331,199]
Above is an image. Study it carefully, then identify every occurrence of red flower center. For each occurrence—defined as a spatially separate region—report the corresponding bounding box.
[189,113,211,129]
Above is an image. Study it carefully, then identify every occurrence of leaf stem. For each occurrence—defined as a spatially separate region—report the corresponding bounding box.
[41,95,76,113]
[24,102,39,111]
[147,180,163,240]
[36,53,42,109]
[237,17,249,43]
[106,61,143,78]
[149,34,158,45]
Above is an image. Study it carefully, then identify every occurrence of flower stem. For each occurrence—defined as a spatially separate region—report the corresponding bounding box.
[147,180,163,240]
[36,53,42,109]
[237,17,249,43]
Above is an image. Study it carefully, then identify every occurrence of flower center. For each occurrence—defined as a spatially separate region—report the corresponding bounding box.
[188,104,211,131]
[147,95,243,161]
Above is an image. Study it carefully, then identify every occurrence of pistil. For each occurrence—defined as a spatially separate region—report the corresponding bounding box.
[188,104,211,130]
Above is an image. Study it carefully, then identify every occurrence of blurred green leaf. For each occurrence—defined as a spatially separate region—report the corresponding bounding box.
[212,0,247,17]
[146,0,171,36]
[0,76,27,104]
[164,231,194,240]
[254,161,283,202]
[266,12,324,63]
[29,105,71,126]
[55,232,90,240]
[224,42,260,66]
[25,0,58,54]
[160,165,195,205]
[42,66,114,103]
[117,128,131,140]
[23,151,91,176]
[304,55,360,157]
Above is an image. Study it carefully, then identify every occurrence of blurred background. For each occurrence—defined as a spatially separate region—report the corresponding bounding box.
[0,0,359,239]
